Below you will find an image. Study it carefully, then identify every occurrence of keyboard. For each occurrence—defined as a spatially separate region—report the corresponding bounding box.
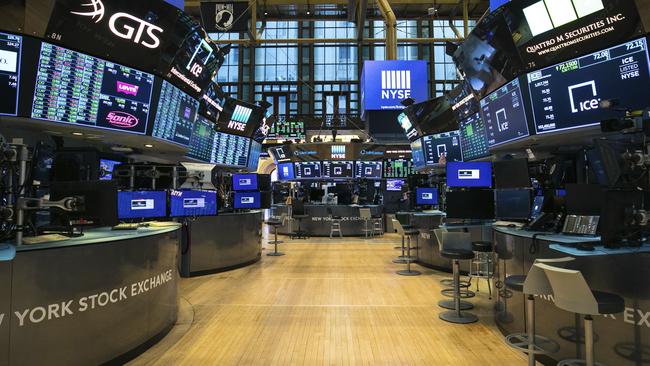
[494,221,526,228]
[112,223,140,231]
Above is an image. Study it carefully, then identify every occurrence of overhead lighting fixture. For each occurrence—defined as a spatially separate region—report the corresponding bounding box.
[144,144,154,148]
[72,132,84,136]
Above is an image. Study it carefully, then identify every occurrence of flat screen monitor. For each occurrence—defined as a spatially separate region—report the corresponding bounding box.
[445,190,495,220]
[406,97,458,136]
[448,81,480,121]
[565,184,604,216]
[32,42,154,135]
[421,131,463,165]
[217,97,263,137]
[480,78,530,147]
[495,189,531,220]
[531,195,544,219]
[527,37,650,135]
[459,112,490,161]
[397,112,420,142]
[277,162,295,180]
[186,116,216,163]
[294,162,321,179]
[446,162,492,188]
[416,187,438,205]
[169,190,217,217]
[267,119,306,140]
[117,191,167,220]
[322,161,354,179]
[50,180,118,227]
[151,80,199,147]
[233,174,258,191]
[212,132,250,167]
[494,159,530,188]
[410,138,426,169]
[355,161,382,179]
[0,32,21,117]
[383,159,415,178]
[247,141,262,171]
[269,145,292,162]
[386,179,405,192]
[99,159,122,181]
[234,191,261,209]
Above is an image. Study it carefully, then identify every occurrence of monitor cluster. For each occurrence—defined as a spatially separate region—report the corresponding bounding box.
[117,190,218,220]
[277,160,415,181]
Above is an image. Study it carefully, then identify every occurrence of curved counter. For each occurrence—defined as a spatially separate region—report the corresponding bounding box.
[181,210,263,277]
[493,227,650,366]
[272,204,383,237]
[0,225,181,366]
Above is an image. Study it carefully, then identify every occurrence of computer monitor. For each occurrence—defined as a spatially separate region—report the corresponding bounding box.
[445,190,495,220]
[565,184,604,216]
[50,180,119,227]
[99,159,122,181]
[495,189,531,220]
[416,188,438,205]
[386,179,404,192]
[234,191,261,209]
[117,191,167,220]
[232,173,258,191]
[531,196,544,219]
[277,162,295,180]
[169,190,217,217]
[446,162,492,188]
[494,159,530,189]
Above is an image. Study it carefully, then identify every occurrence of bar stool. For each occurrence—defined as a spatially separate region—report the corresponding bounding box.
[393,221,417,264]
[264,215,285,256]
[439,231,477,323]
[372,214,383,236]
[359,208,373,238]
[291,201,308,240]
[504,258,573,366]
[328,207,343,238]
[393,219,420,276]
[470,241,494,299]
[536,263,625,366]
[434,228,472,303]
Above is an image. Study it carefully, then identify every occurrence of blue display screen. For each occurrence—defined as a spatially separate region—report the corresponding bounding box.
[117,191,167,219]
[169,190,217,217]
[234,191,261,209]
[386,179,404,191]
[233,174,258,191]
[277,162,295,180]
[361,60,429,111]
[410,138,426,169]
[446,161,493,188]
[416,187,438,205]
[99,159,121,181]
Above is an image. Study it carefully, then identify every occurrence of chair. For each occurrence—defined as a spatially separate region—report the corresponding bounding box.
[359,208,373,238]
[504,258,574,366]
[264,214,286,256]
[327,207,343,238]
[371,213,383,236]
[439,231,477,324]
[434,228,472,303]
[536,262,625,366]
[291,201,308,239]
[469,241,494,299]
[392,219,420,276]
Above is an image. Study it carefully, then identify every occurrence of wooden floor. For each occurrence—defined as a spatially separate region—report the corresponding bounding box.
[130,234,527,366]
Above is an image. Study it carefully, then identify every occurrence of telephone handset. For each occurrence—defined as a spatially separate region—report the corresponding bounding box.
[526,212,564,232]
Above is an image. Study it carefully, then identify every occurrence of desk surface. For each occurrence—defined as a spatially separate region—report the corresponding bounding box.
[5,224,181,253]
[549,243,650,256]
[493,226,600,243]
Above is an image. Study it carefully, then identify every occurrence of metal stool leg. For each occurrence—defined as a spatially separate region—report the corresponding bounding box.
[393,234,408,264]
[397,235,420,276]
[440,259,478,324]
[267,226,285,256]
[505,296,559,361]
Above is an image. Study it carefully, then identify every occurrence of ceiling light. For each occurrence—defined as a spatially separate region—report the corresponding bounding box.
[72,132,83,136]
[144,144,154,148]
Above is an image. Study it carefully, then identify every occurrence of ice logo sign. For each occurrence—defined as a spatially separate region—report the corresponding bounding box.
[569,81,599,113]
[496,108,509,132]
[381,70,412,100]
[71,0,164,49]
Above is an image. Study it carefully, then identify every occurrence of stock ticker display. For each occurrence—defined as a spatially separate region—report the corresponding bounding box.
[527,37,650,134]
[322,161,354,178]
[480,78,530,147]
[152,80,199,146]
[0,32,21,116]
[383,159,415,178]
[267,120,306,139]
[355,161,383,179]
[294,162,322,179]
[186,116,250,167]
[458,112,490,161]
[421,131,463,165]
[187,116,216,162]
[32,42,154,134]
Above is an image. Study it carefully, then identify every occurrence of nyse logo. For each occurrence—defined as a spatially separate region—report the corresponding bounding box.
[569,81,599,113]
[381,70,411,99]
[228,105,252,131]
[458,169,480,180]
[71,0,164,49]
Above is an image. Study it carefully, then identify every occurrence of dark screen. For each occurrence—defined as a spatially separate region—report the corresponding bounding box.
[495,189,531,220]
[565,184,604,215]
[50,180,118,227]
[494,159,530,188]
[445,190,495,220]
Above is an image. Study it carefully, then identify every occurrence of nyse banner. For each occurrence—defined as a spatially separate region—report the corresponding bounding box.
[361,60,428,112]
[200,1,250,33]
[45,0,185,75]
[504,0,643,70]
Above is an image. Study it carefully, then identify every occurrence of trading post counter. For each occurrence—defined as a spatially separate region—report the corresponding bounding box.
[180,210,263,276]
[271,204,383,237]
[0,225,181,366]
[493,227,650,366]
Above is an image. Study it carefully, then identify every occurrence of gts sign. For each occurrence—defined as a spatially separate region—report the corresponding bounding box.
[70,0,164,49]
